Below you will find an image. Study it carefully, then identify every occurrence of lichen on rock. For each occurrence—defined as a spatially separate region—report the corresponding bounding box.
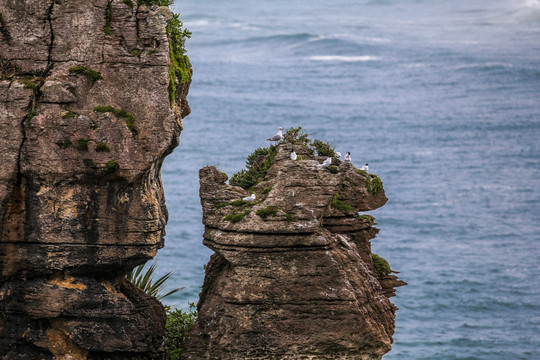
[0,0,191,358]
[183,140,406,359]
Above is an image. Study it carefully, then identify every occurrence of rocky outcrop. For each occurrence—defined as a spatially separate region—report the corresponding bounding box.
[0,0,190,358]
[183,143,405,359]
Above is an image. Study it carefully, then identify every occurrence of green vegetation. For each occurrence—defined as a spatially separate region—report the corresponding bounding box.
[256,206,279,219]
[282,126,313,153]
[26,110,37,123]
[20,78,39,91]
[104,1,112,35]
[94,105,136,132]
[106,160,119,171]
[223,210,250,223]
[358,214,374,224]
[0,12,12,43]
[365,174,383,195]
[312,139,335,157]
[138,0,173,5]
[230,145,277,190]
[77,139,89,151]
[164,303,197,360]
[125,260,182,300]
[61,110,78,119]
[68,66,102,82]
[166,13,192,106]
[129,49,143,56]
[284,212,295,223]
[146,49,158,56]
[371,253,391,275]
[122,0,134,8]
[95,142,110,152]
[331,193,355,214]
[262,186,272,194]
[328,165,339,174]
[56,138,72,149]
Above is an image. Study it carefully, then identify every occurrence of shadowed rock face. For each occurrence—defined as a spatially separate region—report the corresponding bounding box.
[182,144,405,360]
[0,0,190,358]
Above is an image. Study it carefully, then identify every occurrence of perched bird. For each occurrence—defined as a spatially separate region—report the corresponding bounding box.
[335,151,341,159]
[267,127,284,142]
[242,194,256,202]
[344,152,351,162]
[360,163,369,172]
[290,148,297,161]
[321,157,332,167]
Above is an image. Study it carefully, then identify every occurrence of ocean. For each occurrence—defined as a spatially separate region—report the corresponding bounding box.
[158,0,540,358]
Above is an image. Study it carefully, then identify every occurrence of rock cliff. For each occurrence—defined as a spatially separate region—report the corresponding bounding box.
[183,142,405,359]
[0,0,190,358]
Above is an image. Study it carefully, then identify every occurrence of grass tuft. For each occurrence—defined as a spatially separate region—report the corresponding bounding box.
[328,165,339,174]
[371,253,391,275]
[223,210,250,223]
[331,193,355,214]
[106,159,119,171]
[69,66,102,82]
[77,139,89,151]
[94,105,136,132]
[256,206,279,219]
[95,142,110,152]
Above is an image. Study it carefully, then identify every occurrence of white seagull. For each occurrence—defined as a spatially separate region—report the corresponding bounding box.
[321,157,332,167]
[242,194,256,202]
[360,163,369,172]
[344,152,351,162]
[290,148,297,161]
[267,127,283,142]
[335,151,341,159]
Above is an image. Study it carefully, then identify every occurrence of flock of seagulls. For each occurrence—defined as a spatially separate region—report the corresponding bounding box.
[239,127,372,201]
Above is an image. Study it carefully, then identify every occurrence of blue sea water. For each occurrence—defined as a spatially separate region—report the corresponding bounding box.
[158,0,540,358]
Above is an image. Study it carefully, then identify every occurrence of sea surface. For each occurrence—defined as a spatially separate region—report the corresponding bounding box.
[158,0,540,358]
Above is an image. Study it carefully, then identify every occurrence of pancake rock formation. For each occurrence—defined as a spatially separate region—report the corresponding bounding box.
[0,0,190,358]
[183,143,405,359]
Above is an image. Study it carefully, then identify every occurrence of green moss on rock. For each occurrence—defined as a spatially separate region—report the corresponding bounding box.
[371,253,391,275]
[223,210,250,223]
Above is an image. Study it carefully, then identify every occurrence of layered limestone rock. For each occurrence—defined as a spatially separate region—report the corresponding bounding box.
[183,143,405,359]
[0,0,190,358]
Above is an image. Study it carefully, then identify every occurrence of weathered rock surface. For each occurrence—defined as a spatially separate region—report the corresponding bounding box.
[0,0,190,358]
[183,144,405,359]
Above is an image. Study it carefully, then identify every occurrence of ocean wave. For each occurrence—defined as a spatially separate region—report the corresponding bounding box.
[309,55,380,62]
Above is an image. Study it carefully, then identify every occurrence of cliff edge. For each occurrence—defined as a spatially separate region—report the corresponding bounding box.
[183,139,405,359]
[0,0,190,358]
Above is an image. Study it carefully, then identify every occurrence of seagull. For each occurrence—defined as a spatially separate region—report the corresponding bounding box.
[321,157,332,167]
[360,163,369,172]
[335,151,341,159]
[290,148,297,161]
[242,194,256,202]
[267,127,283,142]
[344,152,351,162]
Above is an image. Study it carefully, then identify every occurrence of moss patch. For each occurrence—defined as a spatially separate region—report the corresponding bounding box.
[366,174,383,195]
[106,160,119,171]
[104,1,112,35]
[94,105,136,132]
[256,206,279,219]
[69,66,102,82]
[223,210,250,223]
[215,200,250,209]
[95,142,110,152]
[77,139,89,151]
[357,214,374,225]
[328,165,339,174]
[61,110,78,119]
[56,138,72,149]
[331,194,355,214]
[83,158,95,167]
[371,253,391,275]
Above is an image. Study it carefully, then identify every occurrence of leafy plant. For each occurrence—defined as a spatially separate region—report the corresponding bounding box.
[138,0,173,5]
[357,214,374,224]
[69,66,102,82]
[312,139,335,157]
[230,145,277,190]
[166,13,191,106]
[164,303,197,360]
[365,174,383,195]
[371,253,391,275]
[282,126,312,151]
[125,260,182,300]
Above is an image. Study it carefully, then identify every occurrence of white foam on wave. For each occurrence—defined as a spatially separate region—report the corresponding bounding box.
[309,55,380,62]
